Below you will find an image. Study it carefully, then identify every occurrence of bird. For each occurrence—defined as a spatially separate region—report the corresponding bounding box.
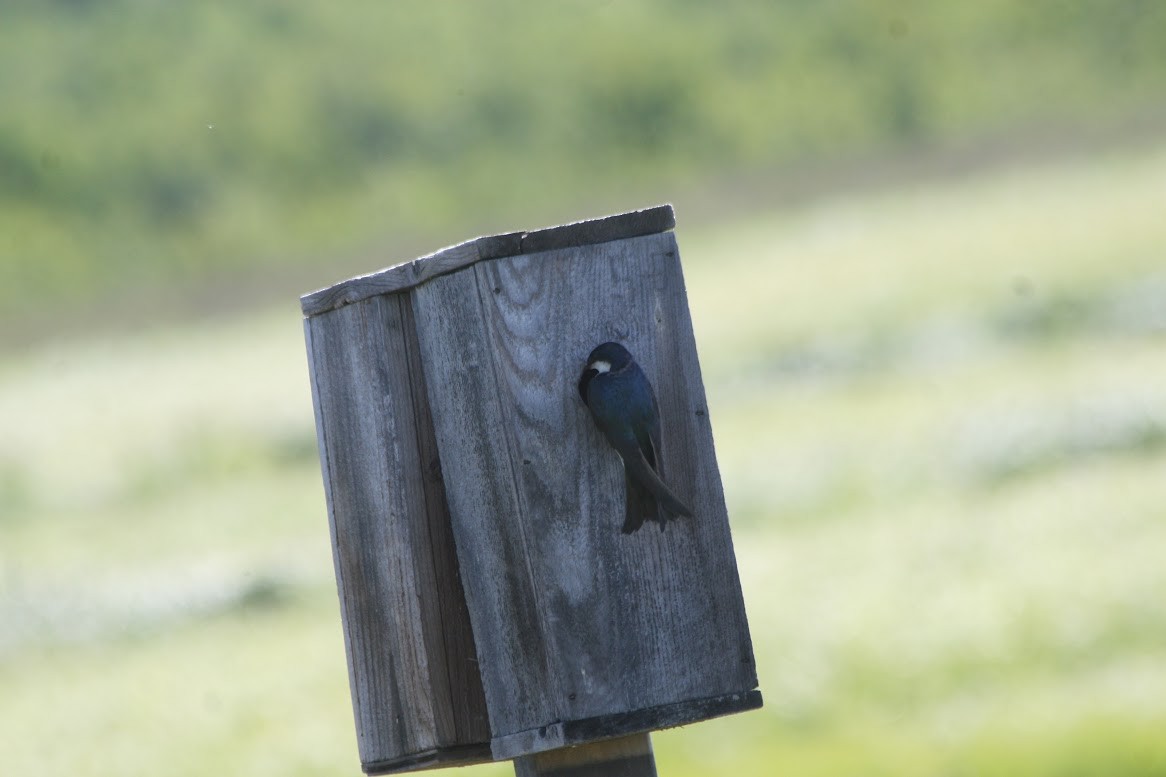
[577,341,694,533]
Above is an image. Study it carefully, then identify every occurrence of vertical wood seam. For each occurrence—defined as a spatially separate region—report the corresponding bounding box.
[471,261,567,724]
[399,292,486,744]
[399,296,457,738]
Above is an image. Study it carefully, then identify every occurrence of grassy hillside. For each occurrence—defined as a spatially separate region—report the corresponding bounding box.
[3,0,1166,330]
[3,140,1166,775]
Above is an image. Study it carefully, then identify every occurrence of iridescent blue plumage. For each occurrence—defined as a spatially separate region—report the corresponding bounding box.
[578,341,693,533]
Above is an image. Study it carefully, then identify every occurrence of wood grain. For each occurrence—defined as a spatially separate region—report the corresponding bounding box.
[305,294,489,772]
[411,230,758,759]
[301,205,675,317]
[410,266,563,737]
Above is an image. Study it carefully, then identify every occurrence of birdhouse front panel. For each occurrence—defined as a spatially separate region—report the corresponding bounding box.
[410,225,759,759]
[305,294,491,773]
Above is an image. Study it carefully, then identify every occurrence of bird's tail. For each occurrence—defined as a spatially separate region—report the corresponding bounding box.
[621,450,693,534]
[622,473,655,534]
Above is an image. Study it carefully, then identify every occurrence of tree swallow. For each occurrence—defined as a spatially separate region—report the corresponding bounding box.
[577,341,694,533]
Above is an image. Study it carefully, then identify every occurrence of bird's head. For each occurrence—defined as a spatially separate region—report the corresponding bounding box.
[585,341,633,374]
[578,341,634,402]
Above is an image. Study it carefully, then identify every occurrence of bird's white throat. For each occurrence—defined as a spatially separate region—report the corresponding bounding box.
[589,360,611,374]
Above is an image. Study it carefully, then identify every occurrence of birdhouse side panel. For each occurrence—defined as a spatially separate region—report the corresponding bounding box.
[305,295,489,769]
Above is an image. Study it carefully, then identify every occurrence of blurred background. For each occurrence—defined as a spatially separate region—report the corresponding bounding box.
[3,1,1166,775]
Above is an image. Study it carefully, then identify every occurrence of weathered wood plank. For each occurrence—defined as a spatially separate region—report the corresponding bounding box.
[398,294,491,746]
[307,298,439,761]
[412,230,757,758]
[305,295,489,771]
[301,206,675,317]
[513,733,657,777]
[410,268,563,740]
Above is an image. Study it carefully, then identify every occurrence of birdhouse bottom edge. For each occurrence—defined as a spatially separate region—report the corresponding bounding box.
[490,688,764,761]
[361,742,494,776]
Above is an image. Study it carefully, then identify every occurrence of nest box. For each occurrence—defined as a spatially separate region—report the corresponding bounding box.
[301,205,761,774]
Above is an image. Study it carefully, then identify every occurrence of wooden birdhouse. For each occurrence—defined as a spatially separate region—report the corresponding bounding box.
[301,205,760,774]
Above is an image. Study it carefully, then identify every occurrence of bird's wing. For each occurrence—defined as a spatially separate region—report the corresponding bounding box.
[623,444,693,518]
[635,421,659,472]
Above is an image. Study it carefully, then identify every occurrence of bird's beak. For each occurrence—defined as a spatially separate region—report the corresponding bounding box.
[578,367,599,404]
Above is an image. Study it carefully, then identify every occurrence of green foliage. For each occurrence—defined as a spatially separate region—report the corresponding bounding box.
[3,0,1166,321]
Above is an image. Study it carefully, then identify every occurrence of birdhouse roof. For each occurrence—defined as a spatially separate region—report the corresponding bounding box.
[300,204,676,317]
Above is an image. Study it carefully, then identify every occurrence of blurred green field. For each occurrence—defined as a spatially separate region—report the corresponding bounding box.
[4,0,1166,335]
[3,139,1166,776]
